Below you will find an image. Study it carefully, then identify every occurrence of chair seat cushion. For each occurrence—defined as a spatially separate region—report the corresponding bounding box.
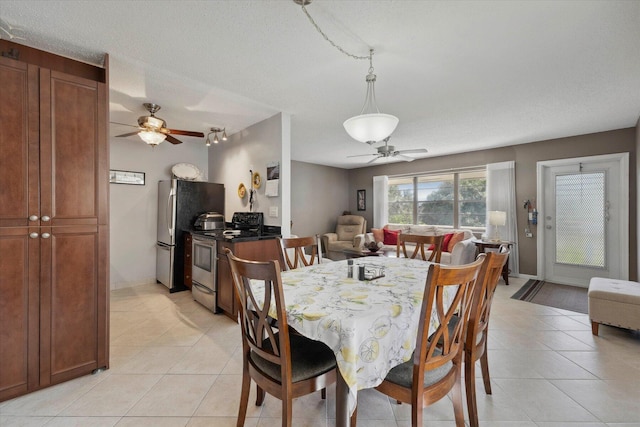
[384,349,453,388]
[251,332,336,383]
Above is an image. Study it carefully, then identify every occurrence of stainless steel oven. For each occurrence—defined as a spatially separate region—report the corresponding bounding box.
[191,236,217,312]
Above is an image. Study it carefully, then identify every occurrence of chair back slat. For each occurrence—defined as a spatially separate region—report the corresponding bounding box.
[278,235,323,270]
[468,247,509,349]
[416,255,485,373]
[227,249,291,371]
[396,233,444,263]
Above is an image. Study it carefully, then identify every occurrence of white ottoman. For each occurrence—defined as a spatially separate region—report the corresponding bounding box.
[588,277,640,336]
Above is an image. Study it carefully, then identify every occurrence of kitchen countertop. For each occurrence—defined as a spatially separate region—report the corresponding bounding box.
[188,229,281,243]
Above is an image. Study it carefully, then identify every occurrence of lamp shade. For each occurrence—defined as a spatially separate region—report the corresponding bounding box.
[343,113,399,143]
[488,210,506,226]
[139,130,166,146]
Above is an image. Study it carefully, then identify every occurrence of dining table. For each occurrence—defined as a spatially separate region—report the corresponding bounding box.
[251,256,456,427]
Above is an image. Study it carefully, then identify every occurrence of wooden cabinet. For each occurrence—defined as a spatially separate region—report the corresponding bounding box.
[0,41,108,402]
[184,233,193,290]
[216,238,283,321]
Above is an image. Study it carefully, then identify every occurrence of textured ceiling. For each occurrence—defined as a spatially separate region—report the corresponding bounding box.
[1,0,639,169]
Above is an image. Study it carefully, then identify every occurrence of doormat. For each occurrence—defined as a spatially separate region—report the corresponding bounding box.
[511,279,588,314]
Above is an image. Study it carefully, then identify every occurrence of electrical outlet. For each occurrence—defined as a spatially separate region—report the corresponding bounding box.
[525,229,533,238]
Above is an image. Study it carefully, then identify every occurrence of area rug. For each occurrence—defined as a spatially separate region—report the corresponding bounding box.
[511,279,588,314]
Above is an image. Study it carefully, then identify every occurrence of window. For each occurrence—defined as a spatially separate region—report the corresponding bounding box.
[388,169,486,230]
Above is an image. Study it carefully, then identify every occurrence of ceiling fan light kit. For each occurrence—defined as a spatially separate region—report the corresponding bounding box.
[295,1,399,144]
[115,103,204,146]
[138,130,166,146]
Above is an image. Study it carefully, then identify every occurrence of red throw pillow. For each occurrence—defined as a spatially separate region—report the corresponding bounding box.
[441,233,454,253]
[383,229,401,245]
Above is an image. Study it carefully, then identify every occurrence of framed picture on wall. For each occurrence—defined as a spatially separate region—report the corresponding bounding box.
[357,189,366,211]
[110,170,145,185]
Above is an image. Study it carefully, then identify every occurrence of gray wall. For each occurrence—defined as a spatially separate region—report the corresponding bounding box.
[291,161,350,238]
[348,128,637,279]
[109,136,210,289]
[209,113,290,232]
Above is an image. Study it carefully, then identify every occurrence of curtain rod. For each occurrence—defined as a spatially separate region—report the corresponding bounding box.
[388,164,486,179]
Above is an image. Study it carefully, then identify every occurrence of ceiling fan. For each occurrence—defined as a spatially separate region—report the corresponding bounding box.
[114,103,204,146]
[348,137,428,164]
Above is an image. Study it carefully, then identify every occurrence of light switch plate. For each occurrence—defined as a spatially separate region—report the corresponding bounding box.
[269,206,278,217]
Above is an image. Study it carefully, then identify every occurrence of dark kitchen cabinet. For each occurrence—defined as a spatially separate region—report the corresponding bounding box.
[216,239,283,321]
[0,40,109,402]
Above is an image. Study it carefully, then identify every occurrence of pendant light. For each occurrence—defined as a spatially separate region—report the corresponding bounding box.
[343,49,399,143]
[295,0,399,144]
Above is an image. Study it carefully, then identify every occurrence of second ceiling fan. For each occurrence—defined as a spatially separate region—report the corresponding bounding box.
[114,103,204,145]
[348,137,428,164]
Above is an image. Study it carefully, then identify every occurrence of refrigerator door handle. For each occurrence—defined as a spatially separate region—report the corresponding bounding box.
[167,189,175,237]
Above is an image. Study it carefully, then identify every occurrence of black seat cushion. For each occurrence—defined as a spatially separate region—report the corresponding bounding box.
[250,332,337,383]
[384,349,453,389]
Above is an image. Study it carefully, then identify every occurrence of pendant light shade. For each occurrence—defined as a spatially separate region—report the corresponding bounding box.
[343,113,399,144]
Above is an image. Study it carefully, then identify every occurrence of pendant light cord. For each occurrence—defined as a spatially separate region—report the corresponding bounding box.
[300,4,372,62]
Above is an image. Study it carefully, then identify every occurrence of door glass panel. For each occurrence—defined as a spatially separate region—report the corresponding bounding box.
[193,243,213,272]
[555,172,605,268]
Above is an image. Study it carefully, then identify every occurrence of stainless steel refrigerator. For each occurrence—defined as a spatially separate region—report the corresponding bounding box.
[156,179,225,292]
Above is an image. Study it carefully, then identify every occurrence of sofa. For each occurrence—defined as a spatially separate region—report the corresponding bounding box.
[356,224,477,265]
[321,215,367,260]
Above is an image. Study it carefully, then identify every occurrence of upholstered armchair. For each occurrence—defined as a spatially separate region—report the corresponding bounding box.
[321,215,367,260]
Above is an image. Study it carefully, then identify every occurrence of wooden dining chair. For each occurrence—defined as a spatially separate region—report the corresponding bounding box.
[352,256,485,427]
[278,235,323,270]
[463,246,510,427]
[396,233,444,263]
[225,249,337,427]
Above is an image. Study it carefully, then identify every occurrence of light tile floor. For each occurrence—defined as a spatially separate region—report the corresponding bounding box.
[2,277,640,426]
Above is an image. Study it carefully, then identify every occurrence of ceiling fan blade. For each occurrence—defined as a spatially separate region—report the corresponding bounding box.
[347,153,378,158]
[165,135,183,145]
[367,156,382,164]
[110,121,139,128]
[166,129,205,138]
[395,154,415,162]
[115,131,141,138]
[397,148,429,155]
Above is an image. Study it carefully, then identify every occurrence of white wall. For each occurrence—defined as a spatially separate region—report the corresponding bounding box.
[109,136,209,289]
[208,113,290,234]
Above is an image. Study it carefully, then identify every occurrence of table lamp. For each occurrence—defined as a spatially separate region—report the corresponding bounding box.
[488,210,506,242]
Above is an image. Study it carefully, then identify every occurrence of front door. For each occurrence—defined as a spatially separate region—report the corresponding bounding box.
[537,153,628,287]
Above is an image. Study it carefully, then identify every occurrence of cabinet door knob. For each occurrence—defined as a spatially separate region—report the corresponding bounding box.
[41,215,51,222]
[29,215,39,221]
[29,232,39,239]
[41,233,51,239]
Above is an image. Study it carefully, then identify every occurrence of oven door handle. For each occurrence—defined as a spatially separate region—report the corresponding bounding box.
[192,282,214,295]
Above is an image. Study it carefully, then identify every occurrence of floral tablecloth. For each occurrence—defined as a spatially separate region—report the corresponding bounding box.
[251,256,451,414]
